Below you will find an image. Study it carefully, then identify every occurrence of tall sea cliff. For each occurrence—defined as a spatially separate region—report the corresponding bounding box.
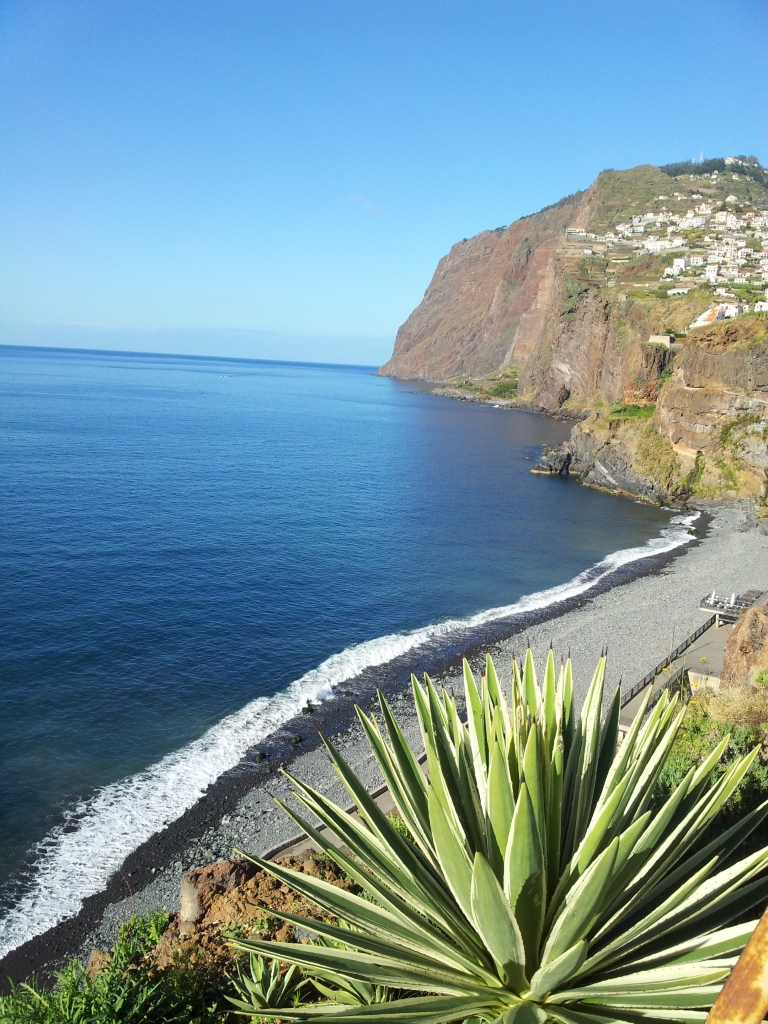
[379,161,768,505]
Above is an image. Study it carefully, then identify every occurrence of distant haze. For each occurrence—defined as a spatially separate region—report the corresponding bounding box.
[0,324,390,367]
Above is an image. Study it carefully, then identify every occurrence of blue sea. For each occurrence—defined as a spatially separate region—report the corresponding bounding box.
[0,345,692,955]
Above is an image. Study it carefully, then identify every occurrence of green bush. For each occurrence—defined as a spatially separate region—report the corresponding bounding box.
[654,699,768,857]
[0,913,230,1024]
[607,403,655,422]
[488,378,519,399]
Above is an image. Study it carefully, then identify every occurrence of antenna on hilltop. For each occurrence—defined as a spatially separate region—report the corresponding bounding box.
[699,150,704,163]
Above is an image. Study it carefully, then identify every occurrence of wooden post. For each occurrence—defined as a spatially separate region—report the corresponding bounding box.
[707,906,768,1023]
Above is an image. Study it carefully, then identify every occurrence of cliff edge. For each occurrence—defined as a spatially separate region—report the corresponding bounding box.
[380,160,768,503]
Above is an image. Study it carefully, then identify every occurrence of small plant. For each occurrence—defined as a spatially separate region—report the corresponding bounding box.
[229,953,306,1015]
[636,422,680,489]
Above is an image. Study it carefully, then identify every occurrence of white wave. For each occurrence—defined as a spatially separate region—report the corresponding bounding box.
[0,511,698,959]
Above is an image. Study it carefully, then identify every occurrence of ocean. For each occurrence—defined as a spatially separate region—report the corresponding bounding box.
[0,345,692,956]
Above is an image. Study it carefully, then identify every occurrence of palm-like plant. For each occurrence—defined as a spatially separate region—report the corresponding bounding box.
[230,652,768,1023]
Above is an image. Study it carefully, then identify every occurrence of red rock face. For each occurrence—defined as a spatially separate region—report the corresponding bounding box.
[378,193,585,381]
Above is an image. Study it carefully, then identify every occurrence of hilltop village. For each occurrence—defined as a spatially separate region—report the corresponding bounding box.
[566,157,768,326]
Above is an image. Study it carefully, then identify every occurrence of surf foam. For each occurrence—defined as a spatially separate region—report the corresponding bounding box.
[0,512,698,959]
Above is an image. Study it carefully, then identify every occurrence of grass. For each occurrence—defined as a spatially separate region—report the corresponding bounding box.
[635,422,680,489]
[0,913,231,1024]
[607,402,655,421]
[561,277,590,318]
[486,370,519,399]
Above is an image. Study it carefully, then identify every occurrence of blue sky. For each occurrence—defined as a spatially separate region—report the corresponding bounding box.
[1,0,766,364]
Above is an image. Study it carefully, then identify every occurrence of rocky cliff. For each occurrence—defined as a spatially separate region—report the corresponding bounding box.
[380,161,768,503]
[535,316,768,505]
[377,191,584,380]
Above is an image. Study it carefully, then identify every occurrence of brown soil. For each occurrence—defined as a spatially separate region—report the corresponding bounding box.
[146,854,357,978]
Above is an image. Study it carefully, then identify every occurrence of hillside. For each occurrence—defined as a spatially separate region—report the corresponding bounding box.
[380,160,768,503]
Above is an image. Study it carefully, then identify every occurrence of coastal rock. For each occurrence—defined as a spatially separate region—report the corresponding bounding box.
[377,158,768,503]
[532,442,573,475]
[721,602,768,688]
[377,193,584,380]
[378,164,725,415]
[86,947,110,980]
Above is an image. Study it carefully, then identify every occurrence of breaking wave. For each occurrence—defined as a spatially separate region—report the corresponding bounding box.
[0,512,698,959]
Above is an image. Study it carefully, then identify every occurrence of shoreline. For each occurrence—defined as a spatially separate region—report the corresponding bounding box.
[2,501,766,985]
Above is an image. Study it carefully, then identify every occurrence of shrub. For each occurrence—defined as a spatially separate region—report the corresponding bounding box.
[0,912,229,1024]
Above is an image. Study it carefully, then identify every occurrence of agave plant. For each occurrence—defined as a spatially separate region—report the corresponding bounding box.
[229,952,306,1013]
[230,651,768,1023]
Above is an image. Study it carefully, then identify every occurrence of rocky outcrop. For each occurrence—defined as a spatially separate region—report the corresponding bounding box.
[380,160,768,503]
[721,602,768,688]
[150,854,358,974]
[532,421,676,505]
[378,163,706,407]
[654,321,768,498]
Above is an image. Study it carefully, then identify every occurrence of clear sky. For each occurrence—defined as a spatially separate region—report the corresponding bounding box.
[1,0,766,364]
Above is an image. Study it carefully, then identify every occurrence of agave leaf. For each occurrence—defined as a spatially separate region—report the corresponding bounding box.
[527,940,586,999]
[583,987,722,1009]
[239,993,502,1022]
[596,688,653,810]
[552,961,731,1000]
[523,648,541,719]
[470,852,528,992]
[523,726,547,864]
[373,696,431,832]
[561,658,574,762]
[612,748,764,925]
[546,1007,636,1024]
[646,795,768,908]
[282,773,448,915]
[591,687,621,815]
[615,706,685,828]
[487,736,515,878]
[486,654,504,710]
[230,938,496,997]
[428,784,475,924]
[260,800,483,957]
[630,921,757,968]
[504,782,546,971]
[541,837,618,966]
[581,859,719,973]
[543,648,557,755]
[547,731,564,897]
[234,651,768,1024]
[495,1003,547,1024]
[233,901,493,983]
[561,659,606,866]
[571,774,632,879]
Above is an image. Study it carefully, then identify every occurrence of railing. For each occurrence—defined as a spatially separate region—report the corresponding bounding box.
[621,614,717,709]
